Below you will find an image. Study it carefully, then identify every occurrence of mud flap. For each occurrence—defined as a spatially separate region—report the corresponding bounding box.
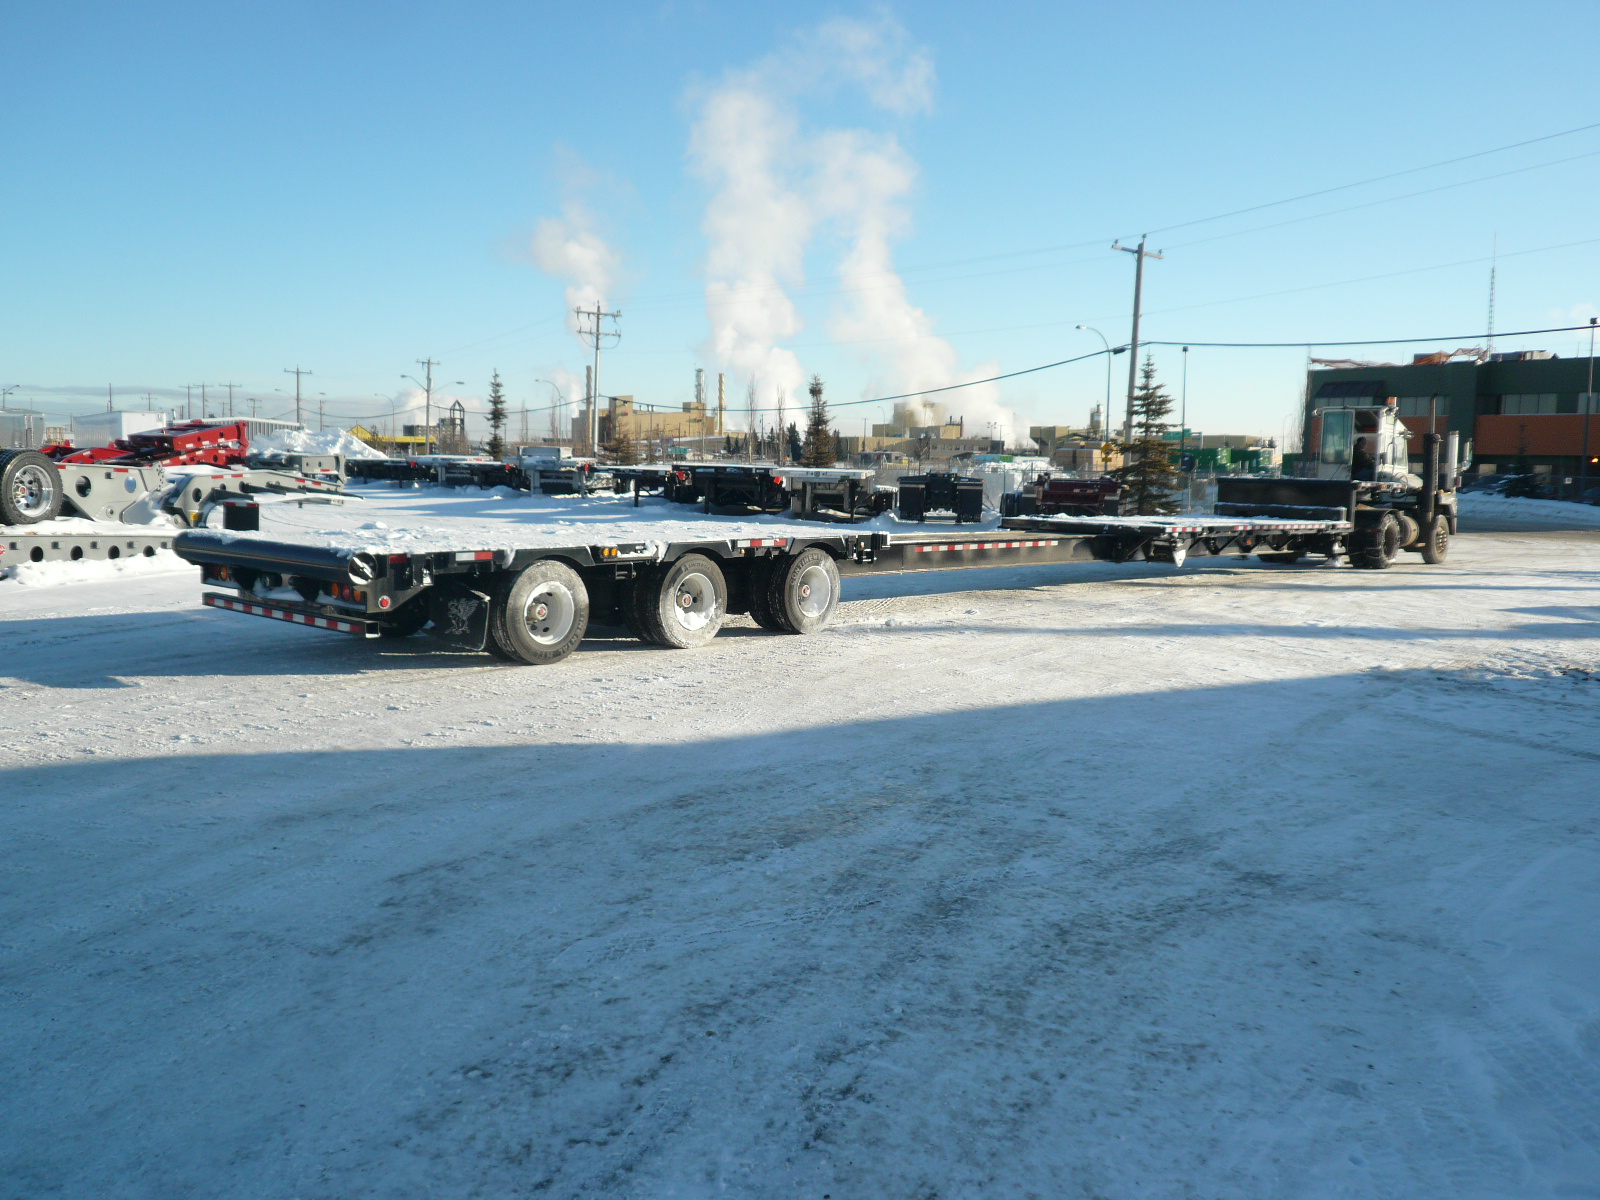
[428,585,491,651]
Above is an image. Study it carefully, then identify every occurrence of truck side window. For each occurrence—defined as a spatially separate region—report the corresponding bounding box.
[1320,410,1353,465]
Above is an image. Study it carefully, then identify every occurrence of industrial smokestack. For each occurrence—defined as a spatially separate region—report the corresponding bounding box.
[717,373,726,435]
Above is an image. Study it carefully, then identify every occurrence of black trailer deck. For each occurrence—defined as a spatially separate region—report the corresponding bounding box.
[174,510,1353,664]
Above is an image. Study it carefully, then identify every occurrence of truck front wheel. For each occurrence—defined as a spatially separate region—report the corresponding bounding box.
[488,560,590,664]
[1351,511,1401,570]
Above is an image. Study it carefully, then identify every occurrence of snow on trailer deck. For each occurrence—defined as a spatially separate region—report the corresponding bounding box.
[4,485,1599,1197]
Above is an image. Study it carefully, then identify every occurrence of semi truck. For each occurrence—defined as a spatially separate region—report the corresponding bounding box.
[1216,398,1459,567]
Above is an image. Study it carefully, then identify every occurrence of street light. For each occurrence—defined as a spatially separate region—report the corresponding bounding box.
[1076,325,1125,443]
[535,379,564,445]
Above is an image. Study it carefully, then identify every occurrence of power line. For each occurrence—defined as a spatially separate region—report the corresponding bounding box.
[1165,146,1600,251]
[1141,117,1600,237]
[1143,321,1597,349]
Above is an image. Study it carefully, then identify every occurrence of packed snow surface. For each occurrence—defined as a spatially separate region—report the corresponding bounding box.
[2,484,1599,1197]
[1458,490,1600,527]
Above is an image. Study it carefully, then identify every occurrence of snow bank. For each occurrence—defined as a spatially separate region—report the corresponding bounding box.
[1458,493,1600,527]
[251,428,389,461]
[0,549,189,587]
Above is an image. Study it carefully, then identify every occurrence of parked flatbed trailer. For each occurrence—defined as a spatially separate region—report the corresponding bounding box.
[174,508,1356,665]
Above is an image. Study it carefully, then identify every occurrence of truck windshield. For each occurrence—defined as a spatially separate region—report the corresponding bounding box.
[1320,410,1353,465]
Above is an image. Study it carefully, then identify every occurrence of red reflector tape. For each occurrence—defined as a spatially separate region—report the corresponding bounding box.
[203,593,372,636]
[735,537,789,548]
[453,550,495,561]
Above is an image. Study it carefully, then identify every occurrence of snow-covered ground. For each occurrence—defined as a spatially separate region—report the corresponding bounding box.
[3,486,1599,1198]
[1458,490,1600,528]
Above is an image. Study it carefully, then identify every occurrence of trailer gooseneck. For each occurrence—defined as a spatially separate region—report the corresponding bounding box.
[174,508,1359,666]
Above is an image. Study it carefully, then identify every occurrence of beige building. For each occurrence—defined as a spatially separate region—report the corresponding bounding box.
[573,395,725,446]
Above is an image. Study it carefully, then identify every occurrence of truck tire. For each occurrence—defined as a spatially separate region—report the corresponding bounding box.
[378,597,431,638]
[1420,513,1450,564]
[769,547,840,635]
[746,559,786,631]
[487,559,589,664]
[642,553,727,649]
[0,450,63,525]
[1393,512,1420,550]
[1350,511,1401,570]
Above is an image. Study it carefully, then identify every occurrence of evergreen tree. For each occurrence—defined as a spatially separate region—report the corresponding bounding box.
[486,370,508,460]
[602,418,639,465]
[800,375,835,466]
[1114,355,1181,514]
[787,422,803,464]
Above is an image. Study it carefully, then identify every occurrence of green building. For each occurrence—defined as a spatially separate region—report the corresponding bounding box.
[1301,350,1600,478]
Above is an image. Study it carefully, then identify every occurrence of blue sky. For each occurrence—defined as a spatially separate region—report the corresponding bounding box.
[4,1,1598,445]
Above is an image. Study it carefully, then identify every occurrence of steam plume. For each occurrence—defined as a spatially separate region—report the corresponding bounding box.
[689,17,1024,443]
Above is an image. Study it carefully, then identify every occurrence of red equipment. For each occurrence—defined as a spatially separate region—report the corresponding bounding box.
[46,420,251,468]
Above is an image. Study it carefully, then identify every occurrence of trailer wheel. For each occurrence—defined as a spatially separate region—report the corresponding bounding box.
[1420,513,1450,564]
[487,560,589,664]
[746,560,786,631]
[0,450,63,525]
[643,553,727,649]
[769,547,840,635]
[1351,511,1401,570]
[378,597,431,638]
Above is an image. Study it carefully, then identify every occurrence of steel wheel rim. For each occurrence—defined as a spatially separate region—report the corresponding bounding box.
[796,564,833,619]
[523,581,576,645]
[10,463,53,518]
[671,571,716,631]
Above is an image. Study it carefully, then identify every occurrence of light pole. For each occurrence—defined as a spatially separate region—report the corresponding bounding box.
[1180,346,1190,475]
[535,379,564,445]
[1076,325,1127,446]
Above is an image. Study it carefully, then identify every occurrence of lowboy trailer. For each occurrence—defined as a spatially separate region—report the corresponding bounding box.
[175,509,1355,666]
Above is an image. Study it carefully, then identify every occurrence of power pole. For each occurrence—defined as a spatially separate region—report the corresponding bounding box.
[284,366,312,428]
[1112,236,1163,445]
[416,359,439,454]
[574,303,621,455]
[221,382,241,419]
[107,383,113,413]
[185,385,193,421]
[1582,316,1597,497]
